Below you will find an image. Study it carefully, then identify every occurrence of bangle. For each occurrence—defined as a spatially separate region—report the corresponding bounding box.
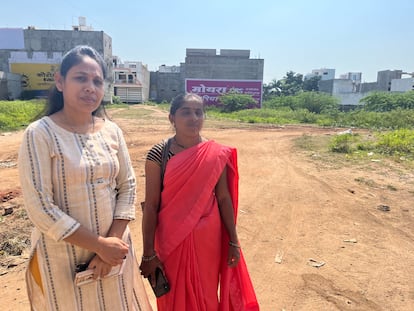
[229,241,241,248]
[142,253,157,262]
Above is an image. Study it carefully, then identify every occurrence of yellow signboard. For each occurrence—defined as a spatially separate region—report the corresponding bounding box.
[10,63,59,91]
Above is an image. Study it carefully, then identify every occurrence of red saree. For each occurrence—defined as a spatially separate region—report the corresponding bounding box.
[155,140,259,311]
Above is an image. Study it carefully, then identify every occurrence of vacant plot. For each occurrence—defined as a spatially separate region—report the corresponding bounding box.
[1,105,413,310]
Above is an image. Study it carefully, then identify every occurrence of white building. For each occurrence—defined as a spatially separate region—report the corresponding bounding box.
[158,65,180,73]
[305,68,335,81]
[113,60,150,103]
[72,17,93,31]
[339,72,362,84]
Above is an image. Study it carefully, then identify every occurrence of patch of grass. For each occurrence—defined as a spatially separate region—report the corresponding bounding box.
[294,130,414,173]
[329,133,361,153]
[0,100,45,132]
[326,130,414,163]
[106,103,130,109]
[375,129,414,158]
[108,103,170,120]
[109,106,153,119]
[294,134,330,152]
[0,234,30,256]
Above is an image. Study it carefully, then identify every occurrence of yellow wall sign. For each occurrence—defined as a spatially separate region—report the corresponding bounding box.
[10,63,59,91]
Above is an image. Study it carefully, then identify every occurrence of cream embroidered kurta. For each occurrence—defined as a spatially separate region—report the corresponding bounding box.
[18,116,151,311]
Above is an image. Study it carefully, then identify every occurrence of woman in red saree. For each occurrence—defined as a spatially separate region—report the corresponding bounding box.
[140,93,259,311]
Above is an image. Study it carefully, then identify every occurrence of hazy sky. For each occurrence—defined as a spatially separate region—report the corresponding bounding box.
[2,0,413,83]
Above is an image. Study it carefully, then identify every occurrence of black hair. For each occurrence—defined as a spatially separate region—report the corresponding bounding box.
[41,45,107,117]
[170,93,204,115]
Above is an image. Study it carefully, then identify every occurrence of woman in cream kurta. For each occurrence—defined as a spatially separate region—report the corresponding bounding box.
[18,45,151,311]
[19,117,151,310]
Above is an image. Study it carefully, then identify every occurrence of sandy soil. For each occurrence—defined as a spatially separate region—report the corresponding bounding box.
[1,105,413,311]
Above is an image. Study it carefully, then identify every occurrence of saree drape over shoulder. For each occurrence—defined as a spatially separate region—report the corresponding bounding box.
[155,140,259,311]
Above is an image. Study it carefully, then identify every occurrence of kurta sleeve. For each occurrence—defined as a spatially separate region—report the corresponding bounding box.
[18,122,80,242]
[113,125,136,220]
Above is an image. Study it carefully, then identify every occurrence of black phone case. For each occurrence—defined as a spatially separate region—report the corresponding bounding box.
[148,267,170,297]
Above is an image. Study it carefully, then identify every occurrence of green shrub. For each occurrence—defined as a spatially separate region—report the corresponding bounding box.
[361,91,414,112]
[329,133,360,153]
[0,100,45,131]
[263,92,339,114]
[375,129,414,156]
[218,92,257,112]
[328,129,414,159]
[112,96,123,105]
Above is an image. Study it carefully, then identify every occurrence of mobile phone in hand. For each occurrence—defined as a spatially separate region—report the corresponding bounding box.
[148,267,170,297]
[74,259,126,286]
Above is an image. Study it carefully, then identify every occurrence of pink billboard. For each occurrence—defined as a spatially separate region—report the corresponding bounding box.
[185,79,262,108]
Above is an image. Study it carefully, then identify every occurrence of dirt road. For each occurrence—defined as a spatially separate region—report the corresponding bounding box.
[1,105,413,310]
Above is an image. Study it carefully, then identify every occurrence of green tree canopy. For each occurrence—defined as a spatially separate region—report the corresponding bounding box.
[303,75,321,92]
[263,71,304,99]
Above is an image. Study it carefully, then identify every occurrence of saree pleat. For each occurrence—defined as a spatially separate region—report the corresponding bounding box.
[155,141,259,311]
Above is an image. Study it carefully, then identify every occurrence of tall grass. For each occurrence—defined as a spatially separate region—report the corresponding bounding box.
[2,99,413,161]
[375,129,414,156]
[208,107,414,129]
[329,129,414,160]
[331,109,414,129]
[0,100,45,131]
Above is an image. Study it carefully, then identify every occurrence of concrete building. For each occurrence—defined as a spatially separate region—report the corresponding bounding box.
[149,65,183,102]
[183,49,263,80]
[158,65,180,73]
[0,71,21,100]
[376,70,402,91]
[319,78,366,110]
[305,68,335,81]
[339,72,362,84]
[0,19,113,101]
[113,59,150,103]
[319,79,355,94]
[391,77,414,92]
[150,48,264,104]
[318,68,414,109]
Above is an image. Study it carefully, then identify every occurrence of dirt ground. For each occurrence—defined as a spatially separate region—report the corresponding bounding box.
[1,105,413,311]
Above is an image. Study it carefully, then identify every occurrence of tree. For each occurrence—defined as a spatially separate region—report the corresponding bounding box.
[264,71,304,98]
[279,71,303,96]
[303,75,321,92]
[263,79,282,100]
[263,71,321,100]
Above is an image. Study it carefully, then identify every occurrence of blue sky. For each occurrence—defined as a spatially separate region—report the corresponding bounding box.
[2,0,413,83]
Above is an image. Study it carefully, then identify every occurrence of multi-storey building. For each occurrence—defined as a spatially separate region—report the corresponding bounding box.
[150,48,264,105]
[0,18,113,101]
[305,68,335,81]
[113,58,150,103]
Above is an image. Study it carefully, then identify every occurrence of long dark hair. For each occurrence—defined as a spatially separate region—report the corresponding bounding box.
[40,45,107,118]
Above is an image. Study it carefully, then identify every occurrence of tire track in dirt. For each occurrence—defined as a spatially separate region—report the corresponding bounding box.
[233,129,351,308]
[302,273,382,311]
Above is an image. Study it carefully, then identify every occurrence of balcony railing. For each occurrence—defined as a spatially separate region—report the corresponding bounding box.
[114,79,138,84]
